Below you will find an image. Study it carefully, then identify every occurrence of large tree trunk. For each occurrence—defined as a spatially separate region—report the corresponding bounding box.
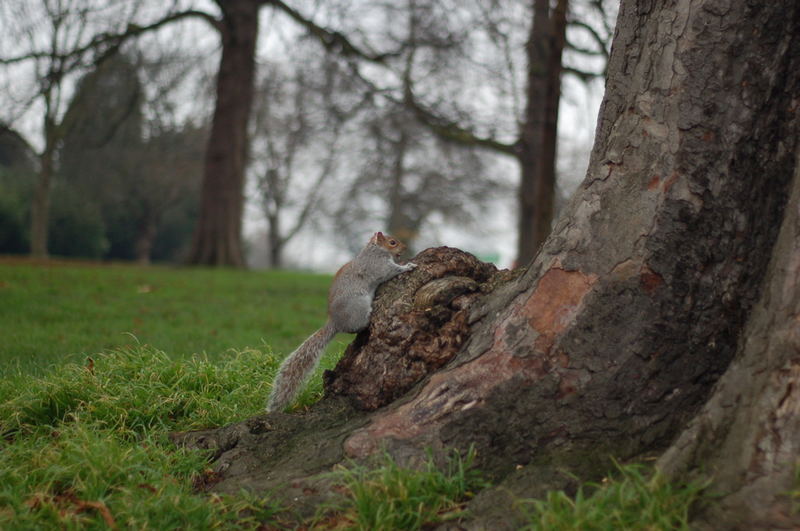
[187,0,259,267]
[657,149,800,528]
[516,0,568,266]
[173,0,800,527]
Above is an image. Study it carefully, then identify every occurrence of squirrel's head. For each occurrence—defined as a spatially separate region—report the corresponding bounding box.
[370,232,406,256]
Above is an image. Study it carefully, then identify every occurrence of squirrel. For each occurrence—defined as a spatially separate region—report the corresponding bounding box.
[266,232,416,413]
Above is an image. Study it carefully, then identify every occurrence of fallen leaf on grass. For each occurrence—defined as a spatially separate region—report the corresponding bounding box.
[137,483,158,494]
[193,468,223,491]
[26,490,117,529]
[75,499,117,529]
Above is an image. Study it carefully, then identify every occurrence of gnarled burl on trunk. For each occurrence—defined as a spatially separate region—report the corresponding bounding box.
[323,246,514,411]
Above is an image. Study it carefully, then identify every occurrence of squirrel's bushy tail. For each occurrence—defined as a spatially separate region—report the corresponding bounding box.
[266,321,337,412]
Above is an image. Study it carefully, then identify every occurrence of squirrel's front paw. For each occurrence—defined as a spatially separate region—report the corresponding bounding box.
[404,262,418,271]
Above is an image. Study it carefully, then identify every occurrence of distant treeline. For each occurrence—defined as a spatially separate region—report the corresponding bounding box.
[0,56,204,264]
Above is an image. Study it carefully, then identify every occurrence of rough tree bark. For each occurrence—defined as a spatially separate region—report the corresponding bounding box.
[324,247,518,411]
[187,0,259,267]
[657,150,800,528]
[173,0,800,527]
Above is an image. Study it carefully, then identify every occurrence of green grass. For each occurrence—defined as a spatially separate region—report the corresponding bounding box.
[0,346,284,529]
[326,449,488,530]
[0,259,337,375]
[521,463,707,530]
[0,260,351,528]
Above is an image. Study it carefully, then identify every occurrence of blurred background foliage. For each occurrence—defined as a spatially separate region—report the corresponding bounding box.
[0,0,616,269]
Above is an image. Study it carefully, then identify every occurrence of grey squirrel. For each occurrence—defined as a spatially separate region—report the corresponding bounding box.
[266,232,416,412]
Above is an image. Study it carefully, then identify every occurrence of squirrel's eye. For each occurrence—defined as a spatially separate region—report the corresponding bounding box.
[389,240,397,245]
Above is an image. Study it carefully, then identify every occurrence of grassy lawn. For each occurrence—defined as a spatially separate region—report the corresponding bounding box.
[0,258,340,374]
[0,259,705,529]
[0,259,352,528]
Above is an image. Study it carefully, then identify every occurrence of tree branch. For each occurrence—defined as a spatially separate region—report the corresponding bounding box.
[0,9,220,66]
[566,19,610,60]
[565,38,607,57]
[266,0,401,63]
[562,65,604,82]
[402,87,518,156]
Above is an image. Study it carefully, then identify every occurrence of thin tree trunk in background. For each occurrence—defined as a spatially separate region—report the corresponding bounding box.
[134,216,157,265]
[386,128,417,247]
[517,0,568,266]
[30,108,60,260]
[267,211,282,269]
[187,0,259,267]
[29,140,54,259]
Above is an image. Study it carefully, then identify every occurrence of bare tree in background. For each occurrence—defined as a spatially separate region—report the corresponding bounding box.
[133,49,210,264]
[150,0,401,267]
[334,103,505,253]
[286,0,511,253]
[1,0,611,266]
[133,125,206,264]
[250,51,362,268]
[0,1,129,258]
[405,0,614,265]
[55,52,206,264]
[516,0,568,265]
[0,0,213,259]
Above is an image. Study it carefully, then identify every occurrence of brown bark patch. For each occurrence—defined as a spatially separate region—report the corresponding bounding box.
[524,268,597,353]
[343,343,546,459]
[663,172,679,193]
[639,267,664,294]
